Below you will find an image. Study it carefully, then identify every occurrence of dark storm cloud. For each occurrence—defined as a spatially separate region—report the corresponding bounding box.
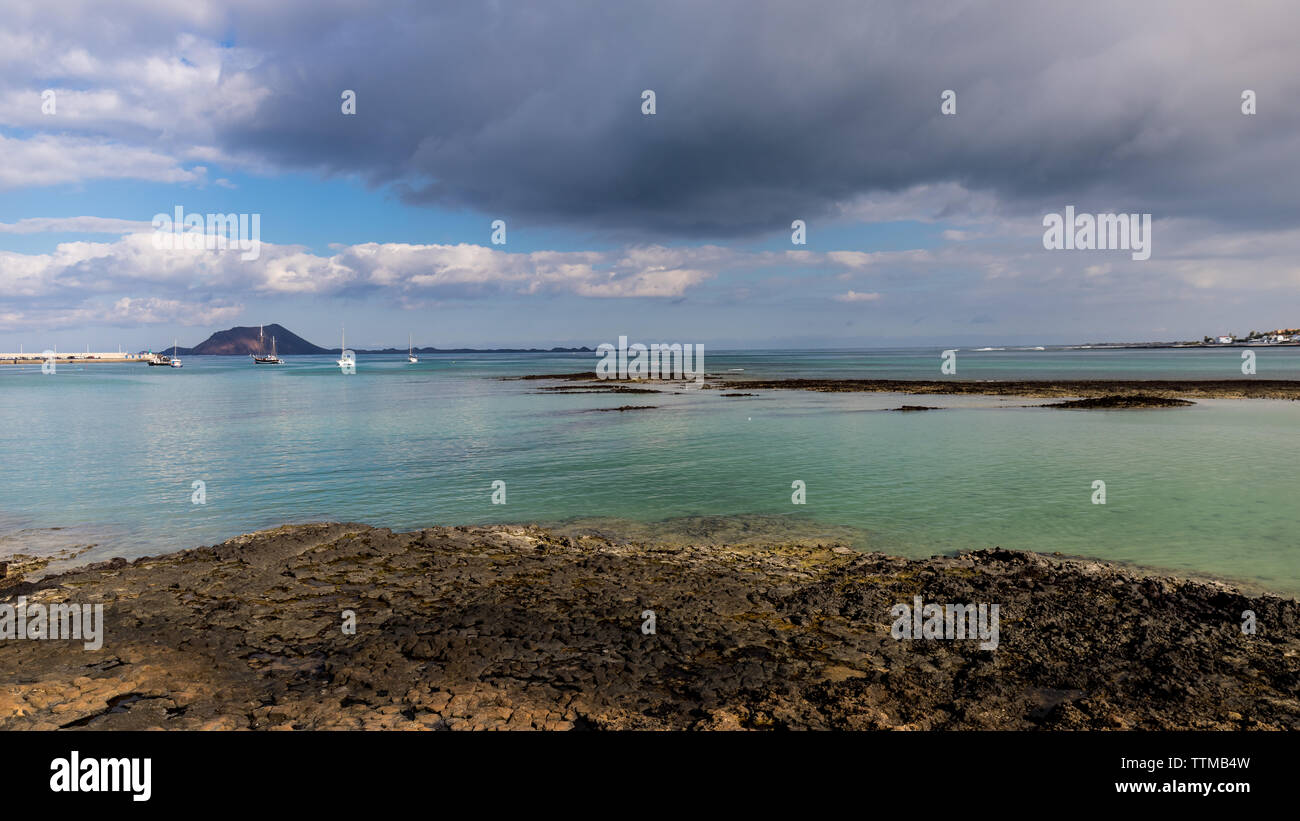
[39,0,1300,237]
[205,0,1300,237]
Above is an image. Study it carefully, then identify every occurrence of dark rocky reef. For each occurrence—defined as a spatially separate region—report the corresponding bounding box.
[540,384,660,394]
[514,371,599,381]
[1042,394,1195,409]
[717,378,1300,400]
[521,373,1300,401]
[2,523,1295,730]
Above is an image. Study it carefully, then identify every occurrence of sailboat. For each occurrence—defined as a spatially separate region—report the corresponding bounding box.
[170,339,183,368]
[408,334,418,364]
[336,326,350,368]
[252,335,283,364]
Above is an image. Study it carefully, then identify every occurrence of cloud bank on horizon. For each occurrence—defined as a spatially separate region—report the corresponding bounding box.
[2,0,1299,347]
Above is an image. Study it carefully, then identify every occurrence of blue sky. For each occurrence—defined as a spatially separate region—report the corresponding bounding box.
[3,1,1299,351]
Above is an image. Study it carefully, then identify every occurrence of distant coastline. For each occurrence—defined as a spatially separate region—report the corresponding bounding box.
[153,323,593,356]
[1059,341,1300,350]
[0,347,594,364]
[9,315,1300,366]
[9,319,1300,360]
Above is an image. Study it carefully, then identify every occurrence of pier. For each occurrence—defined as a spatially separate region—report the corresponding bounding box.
[0,352,149,364]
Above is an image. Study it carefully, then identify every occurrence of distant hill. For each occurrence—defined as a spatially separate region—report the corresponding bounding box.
[154,324,593,355]
[155,324,329,356]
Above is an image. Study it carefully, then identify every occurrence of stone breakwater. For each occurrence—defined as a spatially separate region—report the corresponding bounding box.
[1,523,1296,730]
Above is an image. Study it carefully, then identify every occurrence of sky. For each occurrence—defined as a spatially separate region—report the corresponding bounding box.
[2,0,1300,351]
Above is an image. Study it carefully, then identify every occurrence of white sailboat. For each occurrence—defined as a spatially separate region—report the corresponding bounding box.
[336,326,350,368]
[408,334,418,364]
[170,338,183,368]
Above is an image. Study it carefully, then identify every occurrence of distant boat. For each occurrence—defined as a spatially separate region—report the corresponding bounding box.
[336,327,349,368]
[170,339,183,368]
[146,348,172,366]
[251,335,283,365]
[408,334,418,364]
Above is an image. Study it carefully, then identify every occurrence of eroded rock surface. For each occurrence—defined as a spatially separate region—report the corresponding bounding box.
[2,523,1296,730]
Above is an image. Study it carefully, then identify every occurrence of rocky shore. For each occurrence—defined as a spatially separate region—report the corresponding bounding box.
[517,372,1300,403]
[2,523,1296,730]
[715,377,1300,400]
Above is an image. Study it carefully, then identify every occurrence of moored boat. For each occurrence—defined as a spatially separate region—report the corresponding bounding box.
[336,326,350,369]
[252,335,283,364]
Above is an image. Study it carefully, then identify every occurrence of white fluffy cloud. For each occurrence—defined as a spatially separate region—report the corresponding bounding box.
[0,17,273,190]
[0,134,205,189]
[0,297,243,332]
[0,231,729,330]
[7,212,1299,334]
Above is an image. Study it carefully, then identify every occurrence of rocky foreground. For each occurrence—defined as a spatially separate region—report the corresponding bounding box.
[2,523,1297,730]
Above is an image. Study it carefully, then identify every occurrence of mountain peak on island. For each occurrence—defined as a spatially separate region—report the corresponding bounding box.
[161,324,329,356]
[155,324,594,355]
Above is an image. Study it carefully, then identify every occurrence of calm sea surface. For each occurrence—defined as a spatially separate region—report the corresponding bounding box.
[2,346,1298,595]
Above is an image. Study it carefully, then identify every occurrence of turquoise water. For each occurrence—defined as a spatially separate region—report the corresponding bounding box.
[1,347,1298,596]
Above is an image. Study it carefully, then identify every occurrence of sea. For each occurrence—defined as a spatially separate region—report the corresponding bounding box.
[1,346,1297,596]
